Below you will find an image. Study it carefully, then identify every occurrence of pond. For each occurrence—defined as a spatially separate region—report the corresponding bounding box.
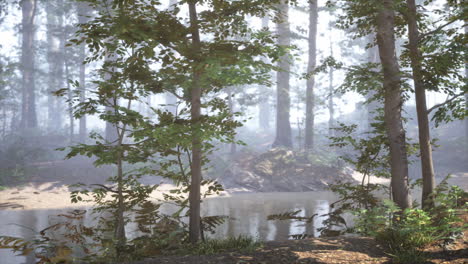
[0,191,339,264]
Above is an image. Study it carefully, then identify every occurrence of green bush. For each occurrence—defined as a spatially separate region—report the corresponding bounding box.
[350,180,467,264]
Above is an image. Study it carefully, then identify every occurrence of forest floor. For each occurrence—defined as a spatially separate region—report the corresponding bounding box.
[129,234,468,264]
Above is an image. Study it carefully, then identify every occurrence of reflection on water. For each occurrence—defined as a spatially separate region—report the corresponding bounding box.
[0,191,338,264]
[202,191,337,241]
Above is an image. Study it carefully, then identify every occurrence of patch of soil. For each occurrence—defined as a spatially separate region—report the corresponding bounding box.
[221,148,355,192]
[123,235,468,264]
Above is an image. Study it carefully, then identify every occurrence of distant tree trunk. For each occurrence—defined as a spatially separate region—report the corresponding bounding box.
[77,2,90,142]
[406,0,435,209]
[328,25,334,137]
[375,0,412,210]
[100,1,119,143]
[227,87,237,155]
[105,102,119,142]
[20,0,38,129]
[366,34,380,131]
[188,0,202,244]
[272,0,292,148]
[46,1,57,131]
[258,15,270,131]
[64,29,74,141]
[304,0,318,149]
[165,0,178,115]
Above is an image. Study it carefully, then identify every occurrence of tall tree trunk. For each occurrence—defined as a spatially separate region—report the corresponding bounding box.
[188,0,202,244]
[100,1,119,143]
[406,0,435,209]
[375,0,412,210]
[77,2,90,142]
[465,23,468,142]
[20,0,38,129]
[64,30,74,141]
[165,0,178,115]
[304,0,318,149]
[366,34,380,131]
[272,0,292,148]
[328,25,334,137]
[258,15,270,130]
[46,1,57,131]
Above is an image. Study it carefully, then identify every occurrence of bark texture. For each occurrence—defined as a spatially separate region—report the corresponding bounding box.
[188,1,202,244]
[272,0,292,148]
[20,0,38,129]
[304,0,318,149]
[375,0,412,210]
[465,23,468,142]
[406,0,435,209]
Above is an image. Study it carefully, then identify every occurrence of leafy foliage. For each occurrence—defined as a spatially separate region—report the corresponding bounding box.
[338,176,467,263]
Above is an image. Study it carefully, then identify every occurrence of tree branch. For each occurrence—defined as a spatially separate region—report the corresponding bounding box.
[427,92,465,114]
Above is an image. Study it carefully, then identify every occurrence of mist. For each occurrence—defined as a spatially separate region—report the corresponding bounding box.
[0,0,466,263]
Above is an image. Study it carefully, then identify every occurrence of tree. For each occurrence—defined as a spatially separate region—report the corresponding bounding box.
[404,0,435,209]
[77,2,91,142]
[365,33,380,131]
[164,0,178,116]
[376,0,411,209]
[272,0,292,148]
[69,0,287,248]
[46,0,68,133]
[465,13,468,142]
[304,0,318,150]
[327,23,335,137]
[258,15,271,131]
[20,0,38,129]
[187,0,203,243]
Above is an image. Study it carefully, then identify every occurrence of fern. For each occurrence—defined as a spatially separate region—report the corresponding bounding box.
[201,215,229,234]
[267,210,317,223]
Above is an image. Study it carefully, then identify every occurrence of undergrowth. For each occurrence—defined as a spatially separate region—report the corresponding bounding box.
[177,236,262,256]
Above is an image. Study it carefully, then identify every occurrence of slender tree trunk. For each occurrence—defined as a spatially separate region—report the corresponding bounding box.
[228,87,236,155]
[165,0,178,115]
[258,16,271,130]
[328,25,334,137]
[100,1,119,143]
[465,23,468,142]
[406,0,435,209]
[53,9,65,132]
[64,35,74,141]
[304,0,318,149]
[188,0,202,244]
[77,2,90,142]
[272,0,292,148]
[375,0,412,210]
[46,1,57,131]
[366,34,380,131]
[115,137,126,253]
[2,107,6,138]
[20,0,38,129]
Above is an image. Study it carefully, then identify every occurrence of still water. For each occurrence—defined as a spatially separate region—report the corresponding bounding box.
[0,191,338,264]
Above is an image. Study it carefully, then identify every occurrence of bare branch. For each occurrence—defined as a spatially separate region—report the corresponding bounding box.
[427,92,466,114]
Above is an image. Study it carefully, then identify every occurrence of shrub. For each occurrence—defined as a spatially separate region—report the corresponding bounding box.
[350,178,467,264]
